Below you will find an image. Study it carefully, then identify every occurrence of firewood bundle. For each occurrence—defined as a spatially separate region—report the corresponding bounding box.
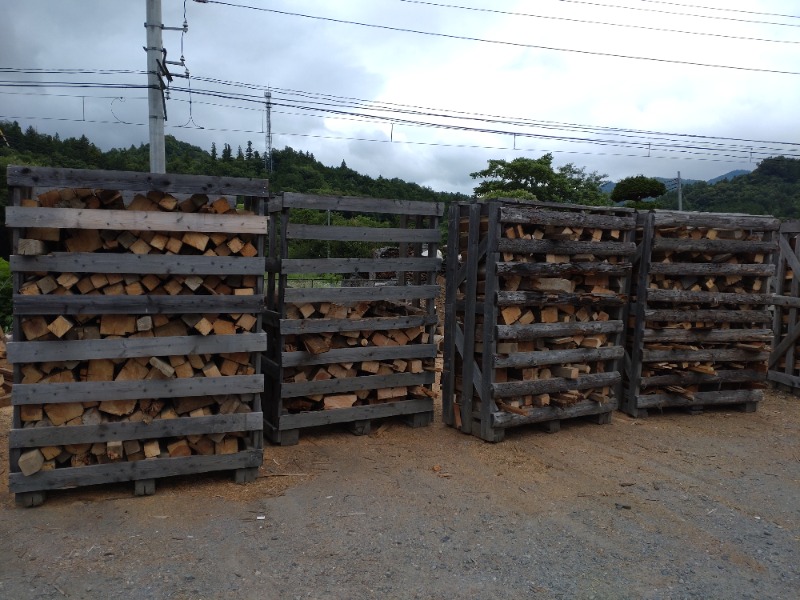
[625,211,778,415]
[445,201,634,441]
[281,300,436,411]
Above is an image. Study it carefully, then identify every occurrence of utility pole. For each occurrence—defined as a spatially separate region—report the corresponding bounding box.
[677,171,683,211]
[265,90,273,173]
[146,0,166,173]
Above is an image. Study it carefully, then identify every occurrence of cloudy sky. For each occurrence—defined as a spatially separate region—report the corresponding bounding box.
[3,0,799,194]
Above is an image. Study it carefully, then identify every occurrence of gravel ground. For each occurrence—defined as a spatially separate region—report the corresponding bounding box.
[1,390,799,600]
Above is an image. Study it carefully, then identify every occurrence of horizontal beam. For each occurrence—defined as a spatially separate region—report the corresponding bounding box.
[11,254,265,275]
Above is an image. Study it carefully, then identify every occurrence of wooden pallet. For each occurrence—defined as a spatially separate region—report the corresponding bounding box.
[624,210,778,417]
[768,220,800,390]
[263,193,442,445]
[5,166,268,505]
[443,200,634,442]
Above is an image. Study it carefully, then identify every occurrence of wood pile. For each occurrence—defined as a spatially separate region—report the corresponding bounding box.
[625,210,778,416]
[768,221,800,390]
[443,200,635,442]
[264,192,442,445]
[5,166,267,504]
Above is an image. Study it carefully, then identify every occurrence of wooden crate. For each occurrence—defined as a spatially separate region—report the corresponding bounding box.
[5,166,268,506]
[263,192,442,445]
[769,220,800,390]
[442,200,635,442]
[624,210,778,417]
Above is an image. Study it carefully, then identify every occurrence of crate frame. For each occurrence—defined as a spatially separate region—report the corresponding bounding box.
[624,209,779,417]
[5,166,269,505]
[769,220,800,390]
[263,192,443,445]
[442,199,636,442]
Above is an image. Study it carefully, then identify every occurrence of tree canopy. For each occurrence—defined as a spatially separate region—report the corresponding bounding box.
[611,175,667,203]
[470,154,610,205]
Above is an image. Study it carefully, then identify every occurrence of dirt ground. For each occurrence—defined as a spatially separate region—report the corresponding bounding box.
[1,388,798,600]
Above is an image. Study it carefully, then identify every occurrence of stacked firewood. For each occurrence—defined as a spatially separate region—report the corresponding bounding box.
[13,187,261,475]
[282,300,436,411]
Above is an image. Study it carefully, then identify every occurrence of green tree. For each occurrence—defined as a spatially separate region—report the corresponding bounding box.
[611,175,667,203]
[245,141,253,161]
[470,154,609,205]
[210,142,217,161]
[221,143,232,162]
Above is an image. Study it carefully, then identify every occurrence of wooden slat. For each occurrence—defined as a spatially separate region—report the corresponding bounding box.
[636,389,762,409]
[652,238,777,253]
[286,223,440,243]
[281,343,436,367]
[8,333,267,363]
[495,262,630,277]
[492,372,621,399]
[647,289,774,305]
[642,348,770,363]
[281,257,440,275]
[13,294,264,315]
[647,262,775,277]
[767,370,800,388]
[273,399,432,430]
[12,375,264,405]
[278,314,436,335]
[9,413,262,448]
[645,309,773,324]
[493,346,624,369]
[642,369,766,387]
[498,206,636,230]
[496,320,624,340]
[276,192,443,216]
[8,450,263,493]
[6,206,269,235]
[772,295,800,309]
[491,400,615,428]
[6,165,268,196]
[281,372,434,398]
[652,211,780,230]
[496,291,626,307]
[284,284,438,304]
[11,254,265,275]
[644,328,773,343]
[497,239,636,256]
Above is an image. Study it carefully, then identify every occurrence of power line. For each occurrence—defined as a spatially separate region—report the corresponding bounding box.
[631,0,800,20]
[394,0,800,45]
[198,1,800,76]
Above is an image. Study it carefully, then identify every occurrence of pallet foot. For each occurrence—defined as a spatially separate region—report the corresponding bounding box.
[16,491,46,508]
[267,428,300,446]
[594,412,612,425]
[480,427,505,443]
[234,467,258,484]
[685,406,704,416]
[134,479,156,496]
[739,401,758,413]
[348,420,372,436]
[402,411,433,428]
[541,420,561,434]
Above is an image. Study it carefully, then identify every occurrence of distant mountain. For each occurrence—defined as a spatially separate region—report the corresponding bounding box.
[602,170,750,194]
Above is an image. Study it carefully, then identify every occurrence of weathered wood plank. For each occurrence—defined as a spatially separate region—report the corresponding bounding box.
[496,291,626,307]
[8,333,266,363]
[644,328,773,343]
[644,309,773,324]
[281,372,434,398]
[497,239,636,256]
[12,375,264,405]
[6,206,269,235]
[13,294,264,316]
[636,389,763,409]
[647,289,774,305]
[277,192,443,216]
[496,320,624,340]
[495,262,630,277]
[282,343,436,368]
[11,254,265,275]
[648,263,775,277]
[642,369,766,387]
[284,285,438,304]
[7,165,268,196]
[273,398,432,430]
[642,348,770,363]
[286,224,439,243]
[491,400,616,428]
[281,257,440,275]
[493,346,624,369]
[766,369,800,388]
[492,372,621,398]
[279,314,436,335]
[772,295,800,308]
[652,211,779,230]
[499,207,636,230]
[8,450,263,493]
[652,238,777,253]
[9,413,262,448]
